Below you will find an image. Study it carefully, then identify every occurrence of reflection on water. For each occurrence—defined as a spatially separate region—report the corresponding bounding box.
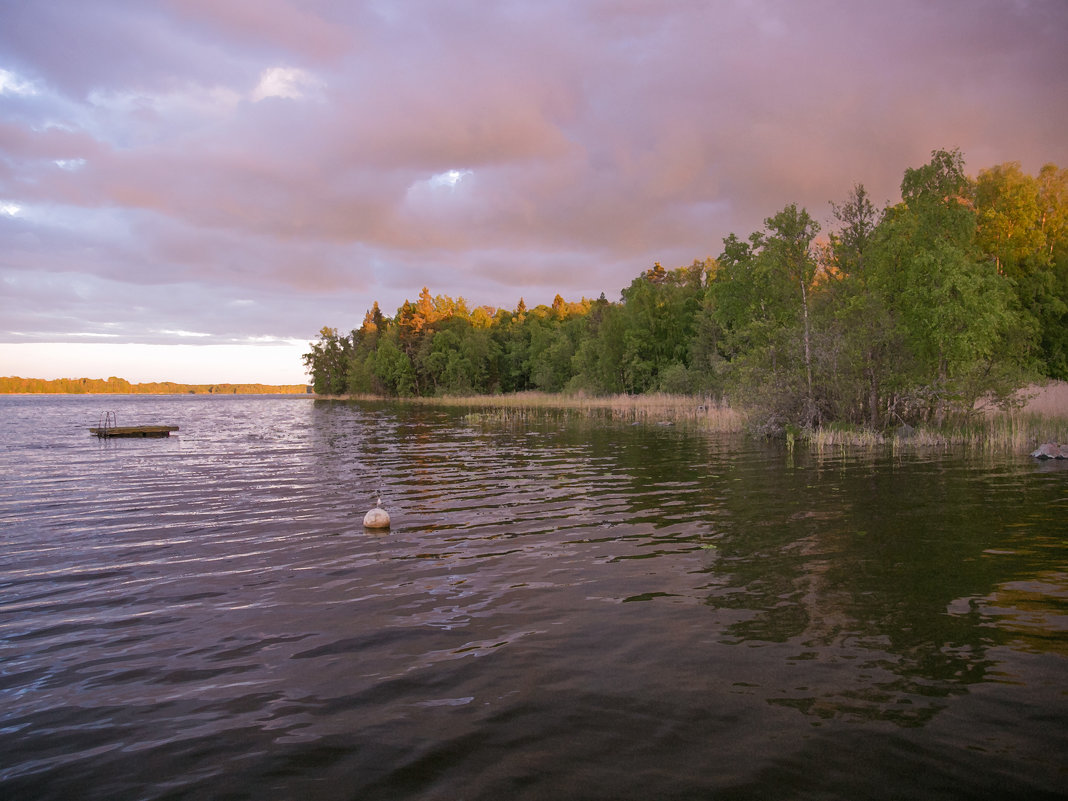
[1,395,1065,800]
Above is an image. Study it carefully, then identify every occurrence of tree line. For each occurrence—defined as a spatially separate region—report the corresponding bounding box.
[304,150,1067,431]
[0,376,309,394]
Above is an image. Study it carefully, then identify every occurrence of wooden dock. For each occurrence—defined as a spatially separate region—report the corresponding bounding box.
[90,425,179,438]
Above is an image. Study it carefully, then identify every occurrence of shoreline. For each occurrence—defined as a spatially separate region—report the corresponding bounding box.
[314,382,1068,451]
[1,390,312,397]
[8,382,1065,451]
[0,376,309,395]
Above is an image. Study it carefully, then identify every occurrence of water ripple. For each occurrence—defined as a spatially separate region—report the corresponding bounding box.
[1,396,1066,800]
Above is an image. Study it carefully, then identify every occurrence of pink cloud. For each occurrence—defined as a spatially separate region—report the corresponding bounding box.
[2,0,1066,368]
[164,0,352,64]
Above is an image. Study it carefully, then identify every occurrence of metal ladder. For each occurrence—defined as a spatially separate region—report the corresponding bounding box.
[98,411,117,437]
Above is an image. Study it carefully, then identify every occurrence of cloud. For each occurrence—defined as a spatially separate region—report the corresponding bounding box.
[0,68,38,96]
[251,66,322,102]
[164,0,352,64]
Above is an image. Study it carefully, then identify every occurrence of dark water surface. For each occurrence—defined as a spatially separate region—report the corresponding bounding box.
[1,394,1066,800]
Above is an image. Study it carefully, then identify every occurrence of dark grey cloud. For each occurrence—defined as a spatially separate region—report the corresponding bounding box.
[1,0,1066,381]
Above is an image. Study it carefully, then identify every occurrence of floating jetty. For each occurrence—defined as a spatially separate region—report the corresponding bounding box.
[90,412,178,438]
[90,425,179,438]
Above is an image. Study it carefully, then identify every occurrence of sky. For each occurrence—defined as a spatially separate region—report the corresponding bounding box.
[2,0,1067,385]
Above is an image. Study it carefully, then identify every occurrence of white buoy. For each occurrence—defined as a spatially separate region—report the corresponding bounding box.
[363,495,391,529]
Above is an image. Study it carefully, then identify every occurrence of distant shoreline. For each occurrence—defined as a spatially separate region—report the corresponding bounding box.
[2,392,314,397]
[0,376,311,395]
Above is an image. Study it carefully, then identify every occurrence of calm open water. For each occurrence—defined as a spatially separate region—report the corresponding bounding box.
[1,394,1066,800]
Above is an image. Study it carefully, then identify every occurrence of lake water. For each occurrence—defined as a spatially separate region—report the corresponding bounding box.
[1,394,1066,800]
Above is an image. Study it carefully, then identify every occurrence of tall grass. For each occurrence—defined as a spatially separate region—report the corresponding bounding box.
[805,411,1068,455]
[324,381,1068,452]
[396,391,747,432]
[802,381,1068,454]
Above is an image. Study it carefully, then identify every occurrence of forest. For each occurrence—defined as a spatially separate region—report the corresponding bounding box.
[304,150,1068,432]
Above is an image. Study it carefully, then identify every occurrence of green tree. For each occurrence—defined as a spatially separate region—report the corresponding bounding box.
[372,331,416,396]
[1038,164,1068,376]
[347,303,386,394]
[414,316,496,395]
[823,185,896,426]
[617,262,704,393]
[687,275,727,397]
[710,206,822,428]
[529,315,584,392]
[495,309,532,392]
[829,183,880,276]
[975,162,1068,379]
[571,296,626,393]
[975,162,1045,275]
[761,205,821,424]
[303,326,351,394]
[869,149,1029,423]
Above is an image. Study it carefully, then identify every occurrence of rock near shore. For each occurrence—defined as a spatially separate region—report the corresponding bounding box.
[1031,442,1068,459]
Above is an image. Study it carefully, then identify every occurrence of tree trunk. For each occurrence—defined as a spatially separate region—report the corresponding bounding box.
[799,276,816,427]
[867,357,879,428]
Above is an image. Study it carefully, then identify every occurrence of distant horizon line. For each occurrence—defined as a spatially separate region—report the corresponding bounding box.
[0,376,311,395]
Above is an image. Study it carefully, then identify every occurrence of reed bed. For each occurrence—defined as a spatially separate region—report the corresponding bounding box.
[398,391,747,432]
[806,412,1068,454]
[323,381,1068,454]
